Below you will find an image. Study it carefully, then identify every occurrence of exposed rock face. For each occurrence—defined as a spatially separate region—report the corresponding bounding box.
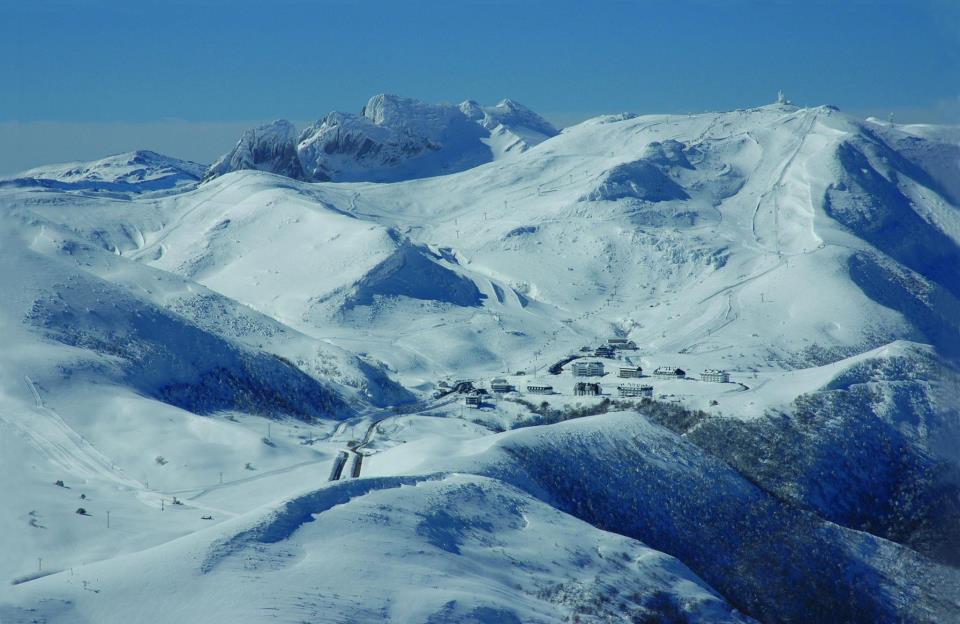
[205,119,305,181]
[205,94,558,183]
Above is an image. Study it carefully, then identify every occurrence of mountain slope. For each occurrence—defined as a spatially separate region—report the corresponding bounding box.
[1,98,958,623]
[14,102,958,398]
[364,412,960,623]
[3,473,753,624]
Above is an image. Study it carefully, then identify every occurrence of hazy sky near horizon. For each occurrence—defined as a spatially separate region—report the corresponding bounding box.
[2,0,958,174]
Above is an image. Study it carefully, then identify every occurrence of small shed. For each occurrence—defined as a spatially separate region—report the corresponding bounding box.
[526,383,554,395]
[653,366,686,378]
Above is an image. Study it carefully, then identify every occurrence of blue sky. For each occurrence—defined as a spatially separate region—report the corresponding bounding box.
[1,0,957,173]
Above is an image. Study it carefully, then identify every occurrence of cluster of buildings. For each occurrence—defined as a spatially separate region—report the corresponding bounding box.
[449,334,731,408]
[572,361,688,380]
[581,337,638,360]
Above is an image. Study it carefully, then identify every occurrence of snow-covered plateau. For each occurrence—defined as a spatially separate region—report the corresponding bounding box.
[1,94,958,623]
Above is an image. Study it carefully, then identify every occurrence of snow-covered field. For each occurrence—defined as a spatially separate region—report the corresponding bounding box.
[1,95,958,623]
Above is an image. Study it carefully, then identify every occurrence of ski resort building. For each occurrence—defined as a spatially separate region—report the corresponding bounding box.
[526,383,554,394]
[490,378,515,393]
[700,369,730,383]
[617,384,653,398]
[607,337,637,350]
[594,345,616,358]
[571,361,605,377]
[654,366,686,378]
[464,394,482,408]
[618,366,643,378]
[574,382,601,396]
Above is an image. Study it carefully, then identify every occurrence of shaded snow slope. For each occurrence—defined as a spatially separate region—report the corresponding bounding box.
[4,473,752,624]
[366,413,960,624]
[341,241,484,310]
[0,220,329,583]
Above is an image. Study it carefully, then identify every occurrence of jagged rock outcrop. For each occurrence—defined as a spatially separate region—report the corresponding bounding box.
[205,119,305,181]
[204,94,558,183]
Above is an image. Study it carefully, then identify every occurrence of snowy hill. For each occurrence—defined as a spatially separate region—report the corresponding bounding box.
[3,471,753,623]
[205,94,558,182]
[365,412,960,623]
[1,98,959,623]
[162,103,960,382]
[2,150,206,194]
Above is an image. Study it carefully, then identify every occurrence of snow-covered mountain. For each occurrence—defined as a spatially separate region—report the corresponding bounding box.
[2,98,959,623]
[180,103,960,380]
[2,150,206,194]
[201,120,305,182]
[205,94,558,182]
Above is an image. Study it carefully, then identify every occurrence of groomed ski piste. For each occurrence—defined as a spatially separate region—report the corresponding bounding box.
[1,95,959,623]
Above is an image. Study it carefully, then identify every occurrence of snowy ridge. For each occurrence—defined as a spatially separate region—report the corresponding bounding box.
[205,93,558,183]
[3,150,205,194]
